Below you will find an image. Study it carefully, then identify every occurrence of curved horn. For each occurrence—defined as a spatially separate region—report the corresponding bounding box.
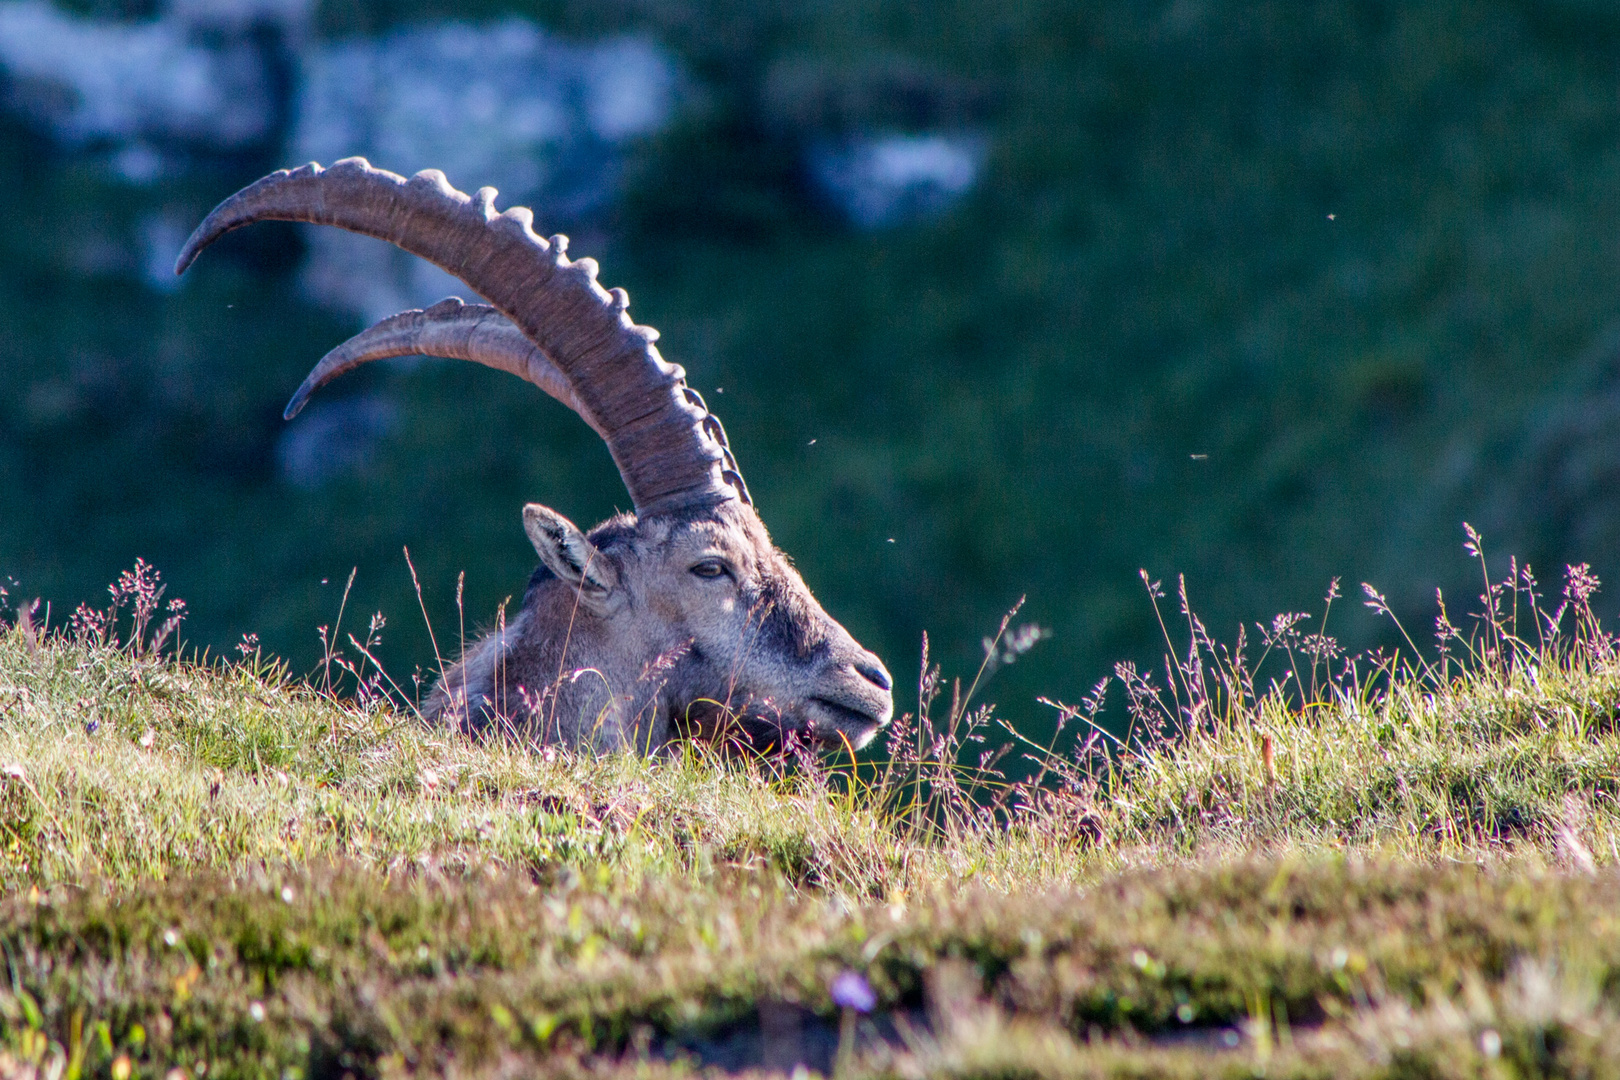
[284,297,608,440]
[177,157,749,513]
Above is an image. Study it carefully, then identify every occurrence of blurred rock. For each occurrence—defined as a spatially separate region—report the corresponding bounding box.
[168,0,309,34]
[0,3,678,313]
[0,0,306,160]
[293,20,676,321]
[809,133,986,229]
[762,56,990,229]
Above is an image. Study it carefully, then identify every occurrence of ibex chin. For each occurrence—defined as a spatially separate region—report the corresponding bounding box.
[178,158,894,753]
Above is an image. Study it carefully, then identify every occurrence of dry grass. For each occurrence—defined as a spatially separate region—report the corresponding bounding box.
[5,543,1620,1076]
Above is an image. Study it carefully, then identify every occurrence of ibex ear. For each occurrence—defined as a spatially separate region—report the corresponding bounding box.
[522,504,620,610]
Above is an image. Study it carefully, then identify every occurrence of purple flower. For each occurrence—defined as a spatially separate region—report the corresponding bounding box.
[829,970,876,1013]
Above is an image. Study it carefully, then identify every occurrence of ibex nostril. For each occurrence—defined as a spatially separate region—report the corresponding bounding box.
[856,660,893,693]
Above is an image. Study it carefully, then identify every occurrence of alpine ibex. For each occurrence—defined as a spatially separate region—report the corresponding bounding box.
[177,158,894,753]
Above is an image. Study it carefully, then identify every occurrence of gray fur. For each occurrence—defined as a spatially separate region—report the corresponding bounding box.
[428,500,894,753]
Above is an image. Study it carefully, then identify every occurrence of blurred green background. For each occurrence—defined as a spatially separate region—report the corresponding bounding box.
[6,0,1620,727]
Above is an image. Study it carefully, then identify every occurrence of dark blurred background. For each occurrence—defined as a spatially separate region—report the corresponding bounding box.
[4,0,1620,729]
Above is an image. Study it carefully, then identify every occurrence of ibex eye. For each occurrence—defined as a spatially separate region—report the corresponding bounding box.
[690,560,728,579]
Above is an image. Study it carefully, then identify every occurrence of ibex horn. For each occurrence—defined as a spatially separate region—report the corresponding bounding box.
[177,157,750,513]
[283,298,607,440]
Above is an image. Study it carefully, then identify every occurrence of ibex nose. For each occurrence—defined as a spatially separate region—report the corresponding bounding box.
[855,657,893,693]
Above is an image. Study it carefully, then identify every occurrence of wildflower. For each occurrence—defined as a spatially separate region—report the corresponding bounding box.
[70,603,108,645]
[1566,563,1601,605]
[829,970,876,1013]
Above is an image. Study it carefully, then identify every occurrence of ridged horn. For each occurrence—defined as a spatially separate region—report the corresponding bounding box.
[283,298,608,440]
[176,157,750,514]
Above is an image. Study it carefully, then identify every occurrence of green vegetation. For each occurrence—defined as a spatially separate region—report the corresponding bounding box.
[5,553,1620,1076]
[11,0,1620,1074]
[10,1,1620,716]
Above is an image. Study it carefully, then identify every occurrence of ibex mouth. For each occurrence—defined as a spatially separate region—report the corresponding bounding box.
[691,697,887,753]
[804,697,888,750]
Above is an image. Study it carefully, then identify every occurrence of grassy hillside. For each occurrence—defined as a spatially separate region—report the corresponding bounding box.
[5,556,1620,1076]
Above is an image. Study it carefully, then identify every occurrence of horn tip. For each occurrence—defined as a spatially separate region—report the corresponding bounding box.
[174,226,209,275]
[283,387,313,420]
[175,160,330,274]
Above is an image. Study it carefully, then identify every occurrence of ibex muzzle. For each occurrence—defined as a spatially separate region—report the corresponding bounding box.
[177,158,893,752]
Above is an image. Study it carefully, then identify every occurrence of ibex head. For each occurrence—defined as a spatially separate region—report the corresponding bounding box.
[178,158,893,753]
